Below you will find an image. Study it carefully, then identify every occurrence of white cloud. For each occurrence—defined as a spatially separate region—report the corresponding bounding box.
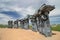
[49,9,60,16]
[0,13,15,24]
[0,0,47,8]
[0,0,48,17]
[10,6,35,18]
[0,0,60,24]
[47,0,60,17]
[0,6,35,24]
[47,0,55,5]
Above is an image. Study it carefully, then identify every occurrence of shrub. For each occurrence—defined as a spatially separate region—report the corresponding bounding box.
[0,24,8,28]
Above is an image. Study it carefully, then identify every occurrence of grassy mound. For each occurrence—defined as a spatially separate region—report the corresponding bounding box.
[51,24,60,31]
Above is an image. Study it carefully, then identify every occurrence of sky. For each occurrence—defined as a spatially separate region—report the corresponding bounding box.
[0,0,60,25]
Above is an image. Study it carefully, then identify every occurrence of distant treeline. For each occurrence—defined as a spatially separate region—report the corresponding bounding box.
[0,24,60,31]
[0,24,8,28]
[0,24,32,29]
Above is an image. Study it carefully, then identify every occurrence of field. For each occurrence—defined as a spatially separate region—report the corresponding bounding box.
[51,24,60,31]
[0,24,60,31]
[0,24,8,28]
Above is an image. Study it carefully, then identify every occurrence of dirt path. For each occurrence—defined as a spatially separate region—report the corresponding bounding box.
[0,28,60,40]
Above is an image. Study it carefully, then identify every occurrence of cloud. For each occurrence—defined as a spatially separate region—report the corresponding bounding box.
[0,13,15,24]
[13,6,35,17]
[0,11,22,19]
[0,0,47,8]
[47,0,60,17]
[0,0,60,24]
[0,0,48,18]
[47,0,55,5]
[49,9,60,16]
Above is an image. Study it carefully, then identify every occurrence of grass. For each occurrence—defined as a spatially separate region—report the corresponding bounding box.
[0,24,60,32]
[51,24,60,31]
[0,24,8,28]
[29,25,32,29]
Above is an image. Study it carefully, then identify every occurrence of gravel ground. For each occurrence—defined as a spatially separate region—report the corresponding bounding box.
[0,28,60,40]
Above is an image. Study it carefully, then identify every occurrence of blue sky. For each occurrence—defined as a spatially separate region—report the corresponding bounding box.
[0,0,60,24]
